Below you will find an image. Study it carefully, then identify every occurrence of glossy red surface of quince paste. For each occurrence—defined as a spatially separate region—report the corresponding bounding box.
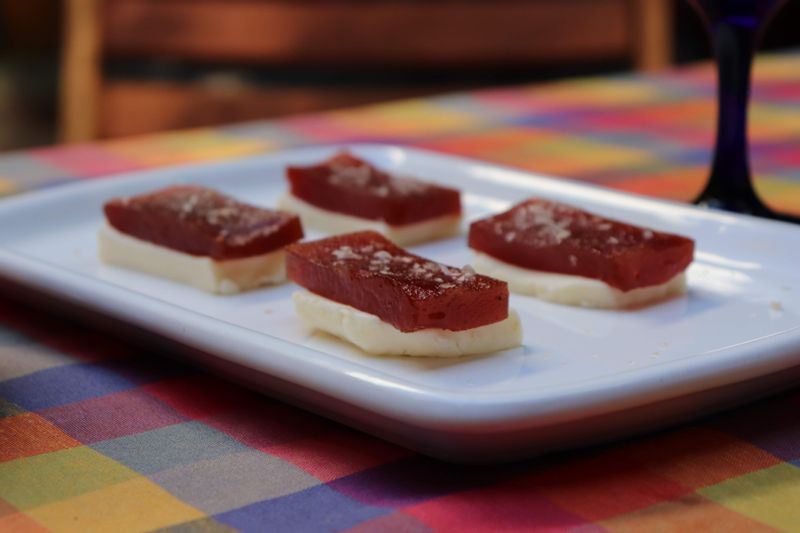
[286,152,461,225]
[286,231,508,332]
[104,185,303,260]
[469,199,694,292]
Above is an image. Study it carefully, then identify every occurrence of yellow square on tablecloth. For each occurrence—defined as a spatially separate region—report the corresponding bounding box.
[27,477,204,533]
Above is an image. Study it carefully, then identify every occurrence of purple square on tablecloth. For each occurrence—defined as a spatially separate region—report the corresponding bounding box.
[0,361,136,410]
[215,484,389,533]
[40,388,186,443]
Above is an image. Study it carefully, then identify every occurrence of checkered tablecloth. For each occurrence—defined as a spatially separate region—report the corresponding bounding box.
[2,52,799,532]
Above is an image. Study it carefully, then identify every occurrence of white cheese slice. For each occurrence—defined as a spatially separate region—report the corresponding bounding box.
[278,193,460,246]
[293,290,522,357]
[98,222,286,294]
[472,252,686,309]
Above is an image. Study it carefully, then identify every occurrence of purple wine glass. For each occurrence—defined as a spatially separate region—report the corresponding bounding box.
[688,0,798,223]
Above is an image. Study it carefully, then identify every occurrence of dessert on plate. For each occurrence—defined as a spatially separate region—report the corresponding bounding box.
[468,198,695,308]
[286,230,522,357]
[280,151,461,245]
[100,184,303,294]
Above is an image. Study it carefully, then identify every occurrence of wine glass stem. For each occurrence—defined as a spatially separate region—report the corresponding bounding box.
[697,21,766,212]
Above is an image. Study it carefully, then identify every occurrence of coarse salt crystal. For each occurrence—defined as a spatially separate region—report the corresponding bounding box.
[332,246,362,260]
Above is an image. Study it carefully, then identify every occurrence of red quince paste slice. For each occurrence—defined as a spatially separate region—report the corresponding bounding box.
[468,199,694,292]
[104,185,303,260]
[286,152,461,225]
[286,231,508,332]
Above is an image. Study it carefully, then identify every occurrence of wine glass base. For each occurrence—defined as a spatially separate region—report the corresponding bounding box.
[694,195,800,224]
[768,211,800,224]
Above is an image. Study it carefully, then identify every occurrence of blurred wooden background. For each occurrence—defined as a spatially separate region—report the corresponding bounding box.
[1,0,800,150]
[62,0,672,141]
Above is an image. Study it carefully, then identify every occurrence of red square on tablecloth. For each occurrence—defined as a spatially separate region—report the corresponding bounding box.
[600,493,776,533]
[406,478,598,532]
[0,511,48,533]
[143,375,258,420]
[620,428,781,489]
[266,427,411,482]
[40,389,186,443]
[204,403,334,449]
[31,145,144,178]
[525,450,692,521]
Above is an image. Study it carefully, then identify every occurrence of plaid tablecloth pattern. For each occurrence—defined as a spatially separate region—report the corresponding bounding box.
[1,53,800,532]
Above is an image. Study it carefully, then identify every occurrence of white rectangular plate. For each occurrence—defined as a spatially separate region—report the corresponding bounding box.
[1,144,799,462]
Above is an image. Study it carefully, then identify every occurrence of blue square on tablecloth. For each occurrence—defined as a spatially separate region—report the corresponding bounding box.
[215,484,389,533]
[0,361,136,410]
